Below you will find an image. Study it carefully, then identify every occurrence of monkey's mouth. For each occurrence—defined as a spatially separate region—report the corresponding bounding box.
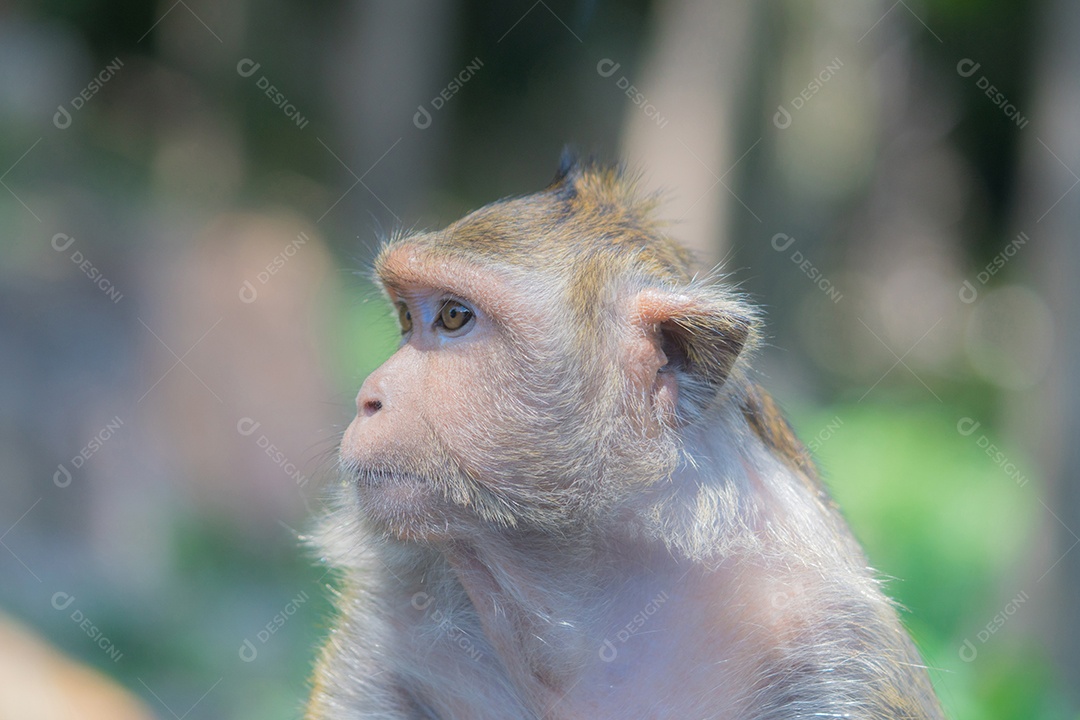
[354,469,429,489]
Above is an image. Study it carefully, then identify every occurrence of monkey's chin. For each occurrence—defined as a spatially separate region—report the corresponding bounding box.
[353,470,462,541]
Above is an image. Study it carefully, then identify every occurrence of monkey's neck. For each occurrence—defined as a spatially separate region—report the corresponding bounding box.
[441,531,614,639]
[438,532,683,708]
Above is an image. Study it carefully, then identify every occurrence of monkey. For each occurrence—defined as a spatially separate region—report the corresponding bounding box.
[306,154,945,719]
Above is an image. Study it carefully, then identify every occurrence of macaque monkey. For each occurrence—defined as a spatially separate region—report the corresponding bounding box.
[307,156,944,719]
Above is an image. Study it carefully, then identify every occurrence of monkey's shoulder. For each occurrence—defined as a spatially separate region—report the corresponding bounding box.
[737,382,837,507]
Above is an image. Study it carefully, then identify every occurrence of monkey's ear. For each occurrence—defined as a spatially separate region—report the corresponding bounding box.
[633,287,753,421]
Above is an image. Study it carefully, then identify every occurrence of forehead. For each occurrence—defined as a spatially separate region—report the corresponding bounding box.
[377,242,500,291]
[375,243,526,318]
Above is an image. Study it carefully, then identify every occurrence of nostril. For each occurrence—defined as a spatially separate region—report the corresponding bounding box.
[362,399,383,416]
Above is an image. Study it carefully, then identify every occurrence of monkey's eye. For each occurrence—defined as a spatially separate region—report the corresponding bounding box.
[437,301,474,332]
[397,303,413,334]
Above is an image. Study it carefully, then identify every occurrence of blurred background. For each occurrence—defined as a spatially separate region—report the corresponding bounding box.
[0,0,1077,717]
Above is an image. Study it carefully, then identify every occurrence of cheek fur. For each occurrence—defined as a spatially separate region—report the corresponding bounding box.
[424,354,511,464]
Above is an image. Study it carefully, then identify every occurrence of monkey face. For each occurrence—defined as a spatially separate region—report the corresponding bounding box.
[340,244,589,539]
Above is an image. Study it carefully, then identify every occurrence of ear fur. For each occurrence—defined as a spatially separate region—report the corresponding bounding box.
[635,287,754,422]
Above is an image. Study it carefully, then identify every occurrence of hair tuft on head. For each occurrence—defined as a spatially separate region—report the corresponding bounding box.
[548,145,583,196]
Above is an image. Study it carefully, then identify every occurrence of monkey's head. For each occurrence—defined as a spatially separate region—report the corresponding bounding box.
[340,157,758,541]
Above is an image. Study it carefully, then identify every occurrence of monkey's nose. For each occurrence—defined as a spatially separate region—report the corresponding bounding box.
[356,380,385,417]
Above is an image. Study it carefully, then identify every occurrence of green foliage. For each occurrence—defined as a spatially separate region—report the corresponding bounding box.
[793,403,1055,720]
[325,280,400,395]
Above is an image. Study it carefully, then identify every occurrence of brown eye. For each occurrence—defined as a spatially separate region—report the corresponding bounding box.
[438,301,473,332]
[397,303,412,334]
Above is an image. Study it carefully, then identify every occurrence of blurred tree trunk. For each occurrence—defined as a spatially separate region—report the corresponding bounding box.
[1013,0,1080,701]
[325,0,459,233]
[620,0,758,264]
